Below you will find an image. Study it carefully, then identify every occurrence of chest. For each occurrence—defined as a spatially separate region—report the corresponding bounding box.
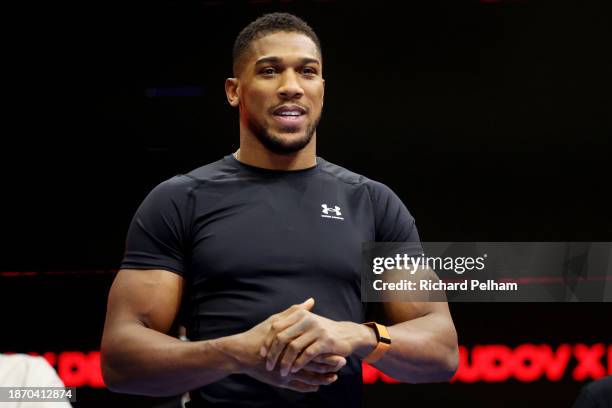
[188,178,374,284]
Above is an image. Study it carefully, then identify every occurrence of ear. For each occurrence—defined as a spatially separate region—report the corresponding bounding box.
[225,78,240,107]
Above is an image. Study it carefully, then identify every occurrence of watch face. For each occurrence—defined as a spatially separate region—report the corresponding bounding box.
[376,323,391,344]
[365,322,392,345]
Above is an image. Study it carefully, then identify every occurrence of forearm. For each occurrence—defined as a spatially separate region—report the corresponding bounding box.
[354,314,458,383]
[101,322,241,396]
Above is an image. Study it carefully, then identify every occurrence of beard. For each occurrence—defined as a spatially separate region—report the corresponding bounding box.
[246,113,321,155]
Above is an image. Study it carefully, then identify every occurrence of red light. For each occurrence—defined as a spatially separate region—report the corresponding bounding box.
[573,344,606,381]
[510,344,542,382]
[58,352,89,387]
[609,345,612,375]
[56,351,105,388]
[542,344,572,381]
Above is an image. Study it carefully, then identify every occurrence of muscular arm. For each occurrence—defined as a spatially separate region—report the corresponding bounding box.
[101,270,343,396]
[359,300,459,383]
[100,269,238,396]
[263,299,459,384]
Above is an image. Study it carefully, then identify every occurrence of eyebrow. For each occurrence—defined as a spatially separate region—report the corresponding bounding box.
[254,56,321,66]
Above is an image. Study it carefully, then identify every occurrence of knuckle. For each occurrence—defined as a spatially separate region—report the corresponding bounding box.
[310,363,325,373]
[313,354,326,363]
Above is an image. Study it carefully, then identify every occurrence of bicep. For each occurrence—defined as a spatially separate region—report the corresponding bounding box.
[380,301,452,325]
[104,269,184,334]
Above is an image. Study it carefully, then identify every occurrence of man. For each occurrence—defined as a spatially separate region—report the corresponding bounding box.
[101,12,458,407]
[572,376,612,408]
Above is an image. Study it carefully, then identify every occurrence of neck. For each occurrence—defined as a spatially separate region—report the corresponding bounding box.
[236,130,317,171]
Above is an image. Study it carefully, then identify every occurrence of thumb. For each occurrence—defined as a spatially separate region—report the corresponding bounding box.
[301,297,315,310]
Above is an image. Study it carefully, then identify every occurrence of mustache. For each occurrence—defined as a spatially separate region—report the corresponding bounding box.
[270,104,309,113]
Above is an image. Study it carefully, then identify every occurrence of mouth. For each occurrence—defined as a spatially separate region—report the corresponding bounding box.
[271,105,307,127]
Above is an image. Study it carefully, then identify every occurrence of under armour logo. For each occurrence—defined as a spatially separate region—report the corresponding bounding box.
[321,204,344,220]
[321,204,341,215]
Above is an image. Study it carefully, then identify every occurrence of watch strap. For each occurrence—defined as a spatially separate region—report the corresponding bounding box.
[363,321,391,363]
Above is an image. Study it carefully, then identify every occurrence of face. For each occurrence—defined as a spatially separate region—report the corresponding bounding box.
[227,31,325,154]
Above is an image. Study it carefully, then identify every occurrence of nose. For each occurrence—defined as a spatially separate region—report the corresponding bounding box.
[277,70,304,100]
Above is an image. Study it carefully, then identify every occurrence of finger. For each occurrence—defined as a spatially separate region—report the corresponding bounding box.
[278,298,315,319]
[310,356,347,373]
[261,299,314,357]
[262,309,306,358]
[312,354,346,367]
[291,343,326,374]
[283,380,319,393]
[279,330,319,377]
[266,318,309,371]
[293,369,338,386]
[304,361,345,374]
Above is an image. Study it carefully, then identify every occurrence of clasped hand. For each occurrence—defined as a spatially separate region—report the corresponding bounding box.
[236,298,361,393]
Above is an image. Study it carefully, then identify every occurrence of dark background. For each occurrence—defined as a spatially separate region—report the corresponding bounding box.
[2,0,611,407]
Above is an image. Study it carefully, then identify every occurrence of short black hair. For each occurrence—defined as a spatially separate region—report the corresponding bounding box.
[232,12,322,76]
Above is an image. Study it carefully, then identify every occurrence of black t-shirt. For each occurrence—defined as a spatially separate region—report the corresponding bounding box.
[573,376,612,408]
[121,155,421,407]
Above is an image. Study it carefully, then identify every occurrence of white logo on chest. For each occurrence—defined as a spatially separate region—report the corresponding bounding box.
[321,204,344,220]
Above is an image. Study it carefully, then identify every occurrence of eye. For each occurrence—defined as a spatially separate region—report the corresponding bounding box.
[260,67,277,75]
[302,67,317,76]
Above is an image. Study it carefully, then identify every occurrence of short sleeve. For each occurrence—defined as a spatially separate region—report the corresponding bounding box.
[367,180,421,243]
[120,176,195,277]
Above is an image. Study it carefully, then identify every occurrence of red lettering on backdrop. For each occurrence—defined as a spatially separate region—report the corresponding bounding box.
[513,344,544,382]
[87,352,105,387]
[453,345,478,383]
[609,345,612,375]
[43,352,57,367]
[573,344,606,381]
[452,344,573,383]
[56,351,104,387]
[477,345,513,382]
[542,344,572,381]
[58,352,88,387]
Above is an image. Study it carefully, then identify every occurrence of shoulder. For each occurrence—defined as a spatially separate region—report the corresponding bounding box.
[321,159,397,202]
[317,158,367,185]
[147,157,235,200]
[185,156,241,181]
[318,158,394,195]
[580,376,612,403]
